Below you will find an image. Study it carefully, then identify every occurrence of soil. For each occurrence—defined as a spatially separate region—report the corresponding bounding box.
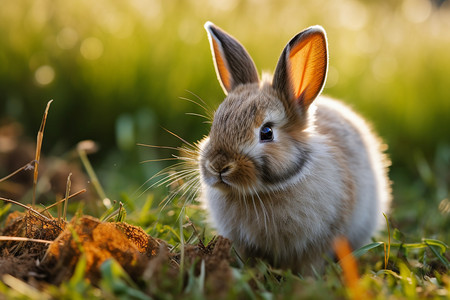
[0,210,233,296]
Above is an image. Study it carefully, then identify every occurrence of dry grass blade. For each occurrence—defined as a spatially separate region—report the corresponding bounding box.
[63,173,72,221]
[32,100,53,206]
[0,197,52,222]
[40,189,86,213]
[0,160,36,183]
[3,274,51,300]
[0,236,53,244]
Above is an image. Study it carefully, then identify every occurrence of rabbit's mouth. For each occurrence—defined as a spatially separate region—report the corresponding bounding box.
[200,157,261,194]
[215,179,232,191]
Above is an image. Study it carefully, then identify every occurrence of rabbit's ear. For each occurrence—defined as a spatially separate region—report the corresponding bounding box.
[273,26,328,110]
[204,22,259,94]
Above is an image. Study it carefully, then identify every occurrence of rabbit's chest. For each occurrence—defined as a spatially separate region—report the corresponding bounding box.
[206,184,342,249]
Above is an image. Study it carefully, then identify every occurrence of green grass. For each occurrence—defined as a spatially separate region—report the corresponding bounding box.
[0,198,448,299]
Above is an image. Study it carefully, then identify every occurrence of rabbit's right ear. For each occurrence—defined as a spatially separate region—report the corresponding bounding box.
[204,22,259,95]
[273,26,328,111]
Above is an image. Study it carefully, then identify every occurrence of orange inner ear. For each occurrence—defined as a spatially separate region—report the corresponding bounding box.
[289,32,327,107]
[212,38,232,92]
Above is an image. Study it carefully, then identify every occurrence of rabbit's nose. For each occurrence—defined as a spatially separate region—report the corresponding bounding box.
[220,165,231,175]
[209,162,234,184]
[208,161,231,174]
[208,152,234,176]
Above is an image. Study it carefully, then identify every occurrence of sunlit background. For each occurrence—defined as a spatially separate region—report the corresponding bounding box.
[0,0,449,234]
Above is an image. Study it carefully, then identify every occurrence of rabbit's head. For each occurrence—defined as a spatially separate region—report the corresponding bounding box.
[200,22,328,196]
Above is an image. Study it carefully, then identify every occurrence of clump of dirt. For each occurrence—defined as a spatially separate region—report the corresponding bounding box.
[1,211,65,256]
[142,235,234,297]
[184,236,233,296]
[0,210,233,296]
[0,211,65,284]
[41,215,165,284]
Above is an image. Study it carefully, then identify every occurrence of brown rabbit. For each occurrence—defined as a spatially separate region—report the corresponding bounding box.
[194,22,391,274]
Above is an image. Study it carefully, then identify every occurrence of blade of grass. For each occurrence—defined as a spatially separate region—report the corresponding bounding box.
[0,197,52,222]
[399,263,417,298]
[2,274,51,300]
[69,253,88,288]
[425,241,450,270]
[115,202,127,222]
[351,242,384,258]
[423,239,448,254]
[40,189,86,213]
[57,195,62,220]
[178,206,186,292]
[383,213,391,269]
[77,144,110,209]
[0,204,11,218]
[376,269,403,279]
[0,160,36,183]
[0,236,53,244]
[63,173,72,221]
[32,100,53,206]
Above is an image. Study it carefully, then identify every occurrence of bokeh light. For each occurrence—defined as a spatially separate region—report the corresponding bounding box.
[35,65,55,86]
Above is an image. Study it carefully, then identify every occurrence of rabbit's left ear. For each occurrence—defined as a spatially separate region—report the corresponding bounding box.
[273,26,328,110]
[205,22,259,95]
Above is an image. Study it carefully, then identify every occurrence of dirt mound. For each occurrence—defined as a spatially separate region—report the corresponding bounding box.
[0,211,233,295]
[41,215,164,284]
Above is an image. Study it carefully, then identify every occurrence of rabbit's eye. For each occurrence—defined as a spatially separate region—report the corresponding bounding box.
[260,125,273,142]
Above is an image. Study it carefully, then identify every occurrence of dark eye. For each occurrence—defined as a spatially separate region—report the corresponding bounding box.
[260,124,274,142]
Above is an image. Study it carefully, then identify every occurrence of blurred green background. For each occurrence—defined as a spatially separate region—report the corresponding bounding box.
[0,0,449,235]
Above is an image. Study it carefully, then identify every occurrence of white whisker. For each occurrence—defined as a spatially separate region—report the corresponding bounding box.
[185,112,211,120]
[158,168,200,210]
[184,90,214,120]
[172,177,202,220]
[133,162,189,198]
[136,159,197,199]
[185,90,209,107]
[179,97,211,117]
[159,176,194,210]
[136,144,183,151]
[253,187,269,236]
[185,182,202,206]
[161,127,199,150]
[155,169,198,189]
[140,158,179,163]
[250,193,259,222]
[241,191,249,214]
[136,117,203,228]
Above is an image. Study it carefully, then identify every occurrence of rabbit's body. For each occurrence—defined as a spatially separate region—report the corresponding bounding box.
[197,22,390,274]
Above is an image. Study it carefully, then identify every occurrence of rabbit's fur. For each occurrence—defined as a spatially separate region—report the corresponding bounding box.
[197,22,391,274]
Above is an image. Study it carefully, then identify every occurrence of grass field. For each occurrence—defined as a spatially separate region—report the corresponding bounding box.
[0,0,449,298]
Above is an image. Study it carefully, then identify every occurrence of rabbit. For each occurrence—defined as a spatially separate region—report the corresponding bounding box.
[194,21,391,275]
